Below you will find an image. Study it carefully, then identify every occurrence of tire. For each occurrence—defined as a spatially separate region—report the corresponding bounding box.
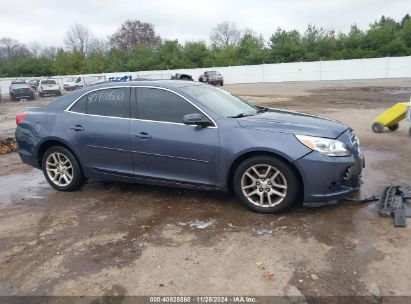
[409,127,411,137]
[372,122,384,133]
[39,92,44,97]
[41,146,86,191]
[388,123,399,131]
[233,155,300,213]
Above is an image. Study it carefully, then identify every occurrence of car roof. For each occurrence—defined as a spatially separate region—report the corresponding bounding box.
[86,80,205,91]
[11,83,30,87]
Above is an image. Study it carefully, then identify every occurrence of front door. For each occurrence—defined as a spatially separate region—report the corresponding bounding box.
[130,87,219,186]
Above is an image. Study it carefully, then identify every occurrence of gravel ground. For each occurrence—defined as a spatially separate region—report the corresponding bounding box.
[0,79,411,298]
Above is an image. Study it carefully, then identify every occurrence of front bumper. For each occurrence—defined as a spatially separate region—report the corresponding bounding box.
[295,151,365,206]
[42,90,60,95]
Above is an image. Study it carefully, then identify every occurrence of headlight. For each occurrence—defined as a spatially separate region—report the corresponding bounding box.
[295,135,350,157]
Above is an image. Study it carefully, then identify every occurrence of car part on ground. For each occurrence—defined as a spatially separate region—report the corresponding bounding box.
[198,71,224,86]
[171,73,194,81]
[372,100,410,136]
[378,186,411,227]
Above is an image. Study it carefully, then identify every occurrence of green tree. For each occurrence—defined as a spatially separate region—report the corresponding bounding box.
[156,40,185,69]
[211,44,240,66]
[238,33,268,64]
[183,41,209,68]
[86,50,107,73]
[106,48,129,72]
[269,29,303,62]
[128,44,159,71]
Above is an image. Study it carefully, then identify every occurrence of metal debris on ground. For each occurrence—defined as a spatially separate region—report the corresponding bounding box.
[378,186,411,227]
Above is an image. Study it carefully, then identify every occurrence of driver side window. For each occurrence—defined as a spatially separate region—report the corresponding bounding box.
[135,88,209,124]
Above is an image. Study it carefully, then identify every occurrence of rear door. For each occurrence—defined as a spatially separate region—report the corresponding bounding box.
[130,87,220,186]
[63,87,133,177]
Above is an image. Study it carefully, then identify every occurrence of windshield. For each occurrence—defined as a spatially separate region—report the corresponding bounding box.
[12,84,30,89]
[42,80,56,85]
[65,77,75,82]
[184,85,258,118]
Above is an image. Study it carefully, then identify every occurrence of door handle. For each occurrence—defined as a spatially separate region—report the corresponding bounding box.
[135,132,151,139]
[70,125,84,132]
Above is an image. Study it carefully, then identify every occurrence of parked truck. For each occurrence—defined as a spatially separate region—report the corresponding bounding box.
[63,76,105,91]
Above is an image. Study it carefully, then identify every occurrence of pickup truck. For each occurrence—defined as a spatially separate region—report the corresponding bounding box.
[38,79,61,97]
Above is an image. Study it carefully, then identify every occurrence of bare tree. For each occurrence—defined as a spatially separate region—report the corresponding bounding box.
[109,19,161,53]
[41,46,58,59]
[0,38,29,59]
[210,21,241,48]
[89,38,109,53]
[64,23,94,54]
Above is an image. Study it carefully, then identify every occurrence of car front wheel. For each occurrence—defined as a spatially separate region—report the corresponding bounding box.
[233,156,300,213]
[42,146,85,191]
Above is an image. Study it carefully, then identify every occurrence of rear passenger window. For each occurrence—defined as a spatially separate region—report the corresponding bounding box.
[69,88,130,118]
[136,88,203,123]
[70,96,86,113]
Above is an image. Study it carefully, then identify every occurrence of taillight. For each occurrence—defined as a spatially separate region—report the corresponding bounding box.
[16,113,26,125]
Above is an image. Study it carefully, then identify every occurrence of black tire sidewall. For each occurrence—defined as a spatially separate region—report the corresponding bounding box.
[233,156,300,213]
[372,122,384,133]
[388,123,399,131]
[41,146,85,191]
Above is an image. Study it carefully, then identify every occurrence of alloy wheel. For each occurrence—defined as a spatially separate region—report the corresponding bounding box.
[241,164,288,208]
[45,152,73,187]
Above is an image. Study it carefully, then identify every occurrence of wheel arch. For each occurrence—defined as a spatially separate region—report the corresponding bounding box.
[226,150,304,199]
[35,138,83,171]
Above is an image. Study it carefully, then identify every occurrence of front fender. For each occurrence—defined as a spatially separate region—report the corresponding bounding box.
[216,125,312,187]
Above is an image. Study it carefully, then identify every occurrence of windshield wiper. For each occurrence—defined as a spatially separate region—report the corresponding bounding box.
[227,113,253,118]
[256,106,269,113]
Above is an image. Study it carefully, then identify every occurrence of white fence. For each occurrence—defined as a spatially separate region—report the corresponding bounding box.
[1,56,411,99]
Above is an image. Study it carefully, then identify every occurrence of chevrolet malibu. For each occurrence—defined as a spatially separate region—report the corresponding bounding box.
[15,81,364,213]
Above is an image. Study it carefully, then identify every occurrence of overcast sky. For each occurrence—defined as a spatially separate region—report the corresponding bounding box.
[1,0,410,47]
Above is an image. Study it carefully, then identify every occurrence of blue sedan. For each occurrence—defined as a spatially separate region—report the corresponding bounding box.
[15,81,364,213]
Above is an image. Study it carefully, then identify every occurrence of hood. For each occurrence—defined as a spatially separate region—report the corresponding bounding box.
[208,74,223,80]
[237,109,348,139]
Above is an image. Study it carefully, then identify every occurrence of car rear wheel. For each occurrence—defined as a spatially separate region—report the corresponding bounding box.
[233,156,299,213]
[42,146,85,191]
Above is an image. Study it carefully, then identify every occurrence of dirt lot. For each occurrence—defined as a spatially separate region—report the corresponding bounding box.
[0,79,411,298]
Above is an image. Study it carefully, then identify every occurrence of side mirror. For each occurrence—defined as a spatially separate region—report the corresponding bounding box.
[183,113,212,127]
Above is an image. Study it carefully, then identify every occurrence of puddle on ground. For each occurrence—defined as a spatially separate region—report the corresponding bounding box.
[0,169,49,206]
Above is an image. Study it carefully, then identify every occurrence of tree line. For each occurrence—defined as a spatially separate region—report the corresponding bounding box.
[0,14,410,77]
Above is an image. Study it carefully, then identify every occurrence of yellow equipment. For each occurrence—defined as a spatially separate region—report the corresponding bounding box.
[372,101,411,136]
